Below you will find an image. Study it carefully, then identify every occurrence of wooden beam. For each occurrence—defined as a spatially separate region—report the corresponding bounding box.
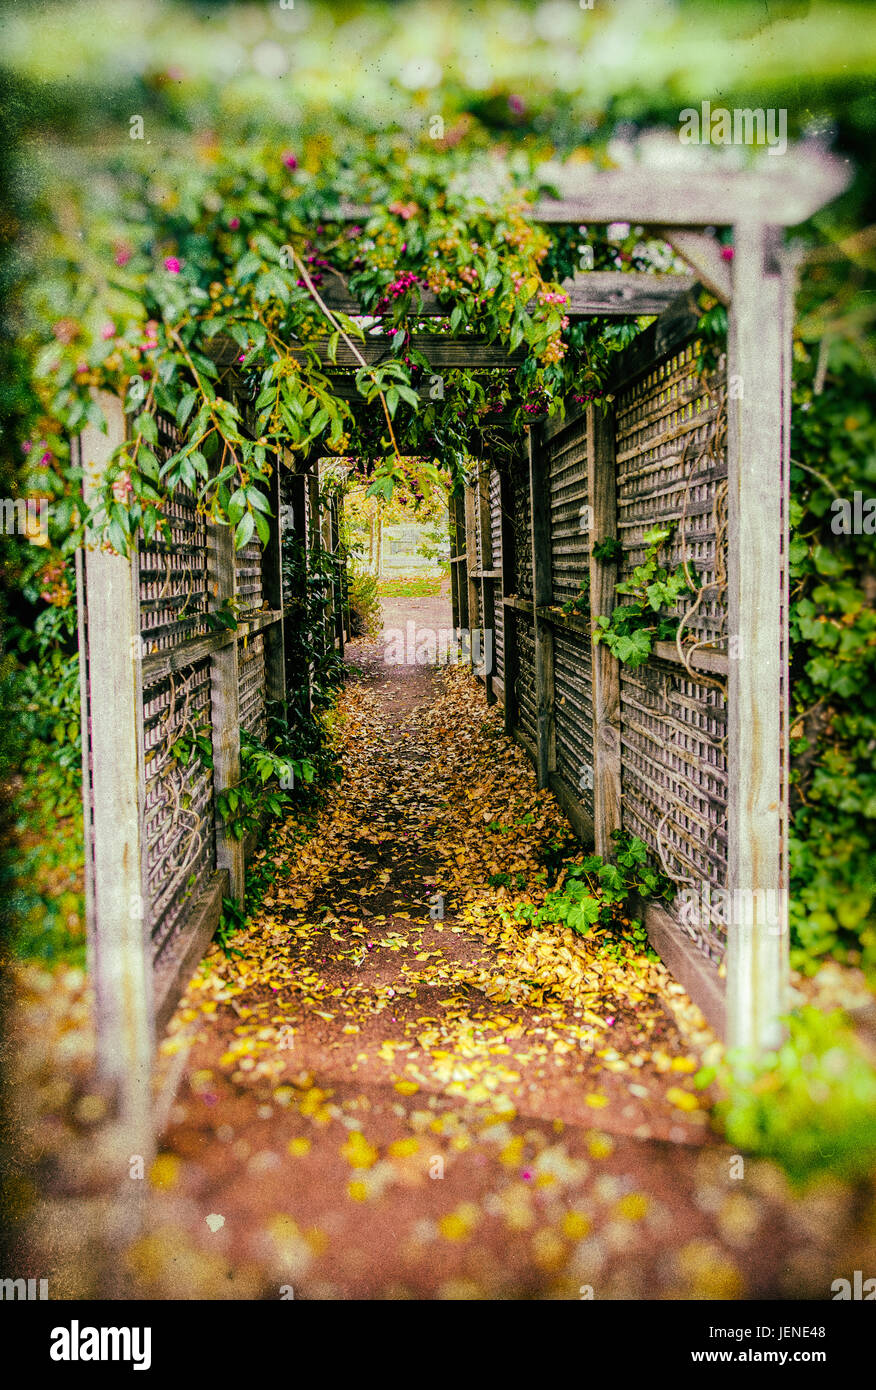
[318,270,694,319]
[725,221,791,1055]
[587,402,622,858]
[528,425,555,787]
[560,271,695,316]
[530,150,852,227]
[656,230,732,305]
[212,333,525,371]
[79,391,154,1153]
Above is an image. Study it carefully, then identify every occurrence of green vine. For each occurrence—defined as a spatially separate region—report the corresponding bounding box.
[593,525,698,667]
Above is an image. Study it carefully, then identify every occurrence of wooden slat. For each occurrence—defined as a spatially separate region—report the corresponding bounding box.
[80,391,154,1152]
[725,221,790,1054]
[528,425,556,786]
[587,403,622,858]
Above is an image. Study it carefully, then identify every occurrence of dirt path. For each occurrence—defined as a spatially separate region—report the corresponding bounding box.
[127,625,869,1300]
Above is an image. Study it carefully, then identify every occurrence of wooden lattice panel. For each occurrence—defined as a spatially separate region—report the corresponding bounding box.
[235,533,264,615]
[239,633,268,741]
[548,414,590,605]
[554,630,595,820]
[511,457,532,601]
[615,344,727,647]
[515,616,537,748]
[619,661,728,962]
[613,342,730,965]
[142,657,216,961]
[138,413,211,656]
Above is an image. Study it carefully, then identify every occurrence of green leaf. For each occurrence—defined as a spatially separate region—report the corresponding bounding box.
[176,391,197,429]
[234,511,255,549]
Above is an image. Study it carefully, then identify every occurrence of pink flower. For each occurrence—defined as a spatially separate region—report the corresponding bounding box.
[113,242,132,267]
[720,245,734,262]
[164,256,181,274]
[282,151,298,170]
[101,322,116,340]
[508,94,525,114]
[21,441,31,454]
[40,450,53,466]
[605,1016,615,1026]
[228,216,240,230]
[521,1168,532,1181]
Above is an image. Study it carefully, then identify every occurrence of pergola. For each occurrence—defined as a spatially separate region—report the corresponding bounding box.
[78,146,850,1153]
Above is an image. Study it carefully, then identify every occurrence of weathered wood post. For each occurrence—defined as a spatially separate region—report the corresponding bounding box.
[586,403,622,857]
[78,391,154,1153]
[528,424,555,788]
[464,478,480,673]
[207,518,245,906]
[330,497,345,656]
[263,457,286,703]
[477,462,496,704]
[498,465,518,737]
[725,221,792,1053]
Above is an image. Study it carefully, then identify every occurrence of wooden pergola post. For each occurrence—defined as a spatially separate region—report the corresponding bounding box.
[724,222,793,1053]
[528,424,555,788]
[464,479,480,672]
[477,463,496,703]
[498,466,518,737]
[78,392,154,1153]
[207,519,245,907]
[263,457,286,703]
[586,403,622,857]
